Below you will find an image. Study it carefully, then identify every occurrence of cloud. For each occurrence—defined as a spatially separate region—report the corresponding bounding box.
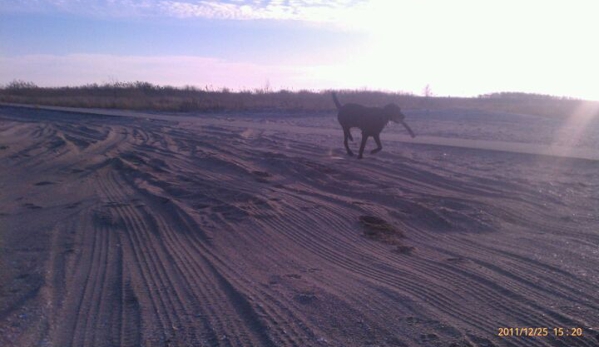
[1,0,367,22]
[158,0,365,21]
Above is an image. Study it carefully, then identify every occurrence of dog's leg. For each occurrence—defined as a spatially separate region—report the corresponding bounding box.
[371,134,382,154]
[358,133,369,159]
[343,129,354,156]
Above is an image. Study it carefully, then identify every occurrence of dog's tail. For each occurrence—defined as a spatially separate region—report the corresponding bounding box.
[332,92,342,110]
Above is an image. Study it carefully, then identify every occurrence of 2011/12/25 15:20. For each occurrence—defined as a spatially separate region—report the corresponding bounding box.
[497,327,583,337]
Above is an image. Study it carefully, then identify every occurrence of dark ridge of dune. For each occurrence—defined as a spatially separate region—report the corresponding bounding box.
[0,105,598,346]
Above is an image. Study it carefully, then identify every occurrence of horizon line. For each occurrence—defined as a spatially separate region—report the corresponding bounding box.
[2,79,596,102]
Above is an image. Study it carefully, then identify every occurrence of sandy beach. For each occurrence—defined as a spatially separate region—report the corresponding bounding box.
[0,104,598,347]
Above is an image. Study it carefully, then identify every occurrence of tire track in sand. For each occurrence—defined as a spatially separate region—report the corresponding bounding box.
[94,157,280,346]
[3,106,598,347]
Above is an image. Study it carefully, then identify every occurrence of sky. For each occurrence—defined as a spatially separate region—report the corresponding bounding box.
[1,0,598,99]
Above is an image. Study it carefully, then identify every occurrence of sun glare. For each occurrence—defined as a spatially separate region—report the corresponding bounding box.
[555,102,599,149]
[324,0,599,99]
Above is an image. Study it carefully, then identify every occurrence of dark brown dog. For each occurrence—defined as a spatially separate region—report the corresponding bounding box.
[333,92,415,159]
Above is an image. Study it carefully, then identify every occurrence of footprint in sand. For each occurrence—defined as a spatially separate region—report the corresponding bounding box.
[394,245,415,255]
[65,202,81,209]
[284,274,302,279]
[294,291,317,304]
[419,333,439,343]
[252,170,272,183]
[445,257,468,264]
[359,215,405,243]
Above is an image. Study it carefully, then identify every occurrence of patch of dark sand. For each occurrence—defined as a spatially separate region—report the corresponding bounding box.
[33,181,54,186]
[359,215,407,247]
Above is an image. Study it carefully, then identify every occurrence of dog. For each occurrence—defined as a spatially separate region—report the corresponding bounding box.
[332,92,415,159]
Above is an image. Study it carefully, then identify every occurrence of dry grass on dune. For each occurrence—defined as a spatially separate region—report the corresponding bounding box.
[1,80,598,118]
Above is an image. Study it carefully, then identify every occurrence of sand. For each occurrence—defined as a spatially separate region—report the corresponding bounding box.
[0,104,598,347]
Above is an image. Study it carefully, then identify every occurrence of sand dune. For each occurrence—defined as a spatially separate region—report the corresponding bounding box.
[0,105,598,346]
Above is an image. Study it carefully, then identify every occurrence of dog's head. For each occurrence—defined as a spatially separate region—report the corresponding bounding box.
[383,103,406,123]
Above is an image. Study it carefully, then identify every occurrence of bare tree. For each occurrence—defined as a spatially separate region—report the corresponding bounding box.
[423,84,432,98]
[423,84,432,114]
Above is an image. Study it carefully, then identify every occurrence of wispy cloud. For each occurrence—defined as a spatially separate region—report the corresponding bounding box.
[158,0,365,21]
[1,0,367,22]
